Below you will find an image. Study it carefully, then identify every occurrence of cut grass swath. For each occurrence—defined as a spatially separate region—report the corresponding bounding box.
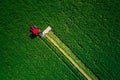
[45,31,98,80]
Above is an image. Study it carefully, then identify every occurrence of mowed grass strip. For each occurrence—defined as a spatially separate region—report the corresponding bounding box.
[45,34,91,80]
[46,31,98,80]
[42,35,86,80]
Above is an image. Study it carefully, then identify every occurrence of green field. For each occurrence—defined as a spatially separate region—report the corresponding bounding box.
[0,0,120,80]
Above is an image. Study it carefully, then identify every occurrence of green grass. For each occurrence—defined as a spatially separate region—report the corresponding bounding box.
[0,0,120,80]
[0,0,82,80]
[46,31,97,79]
[0,27,80,80]
[51,0,120,79]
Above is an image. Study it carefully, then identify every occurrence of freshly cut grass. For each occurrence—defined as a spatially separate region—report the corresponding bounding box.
[46,31,98,80]
[42,34,87,80]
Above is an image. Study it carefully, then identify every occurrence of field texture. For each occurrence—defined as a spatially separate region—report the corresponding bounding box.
[0,0,83,80]
[0,0,120,80]
[45,32,99,80]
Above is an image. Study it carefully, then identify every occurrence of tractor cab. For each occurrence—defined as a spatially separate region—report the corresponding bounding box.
[30,25,40,36]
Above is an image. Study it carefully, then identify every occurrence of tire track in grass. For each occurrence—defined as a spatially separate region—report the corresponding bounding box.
[45,34,92,80]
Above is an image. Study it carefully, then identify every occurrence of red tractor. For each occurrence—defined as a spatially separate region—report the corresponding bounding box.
[30,25,40,36]
[30,25,43,38]
[30,25,51,38]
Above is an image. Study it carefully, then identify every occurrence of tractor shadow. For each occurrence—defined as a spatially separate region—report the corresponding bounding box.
[29,34,37,39]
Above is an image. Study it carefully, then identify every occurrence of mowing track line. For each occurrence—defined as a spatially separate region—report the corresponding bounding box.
[46,34,92,80]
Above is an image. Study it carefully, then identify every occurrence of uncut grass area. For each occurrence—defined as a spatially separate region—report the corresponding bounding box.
[47,0,120,80]
[0,0,83,80]
[0,0,120,80]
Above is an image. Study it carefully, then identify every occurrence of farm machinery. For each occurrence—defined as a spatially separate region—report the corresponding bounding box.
[30,25,51,38]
